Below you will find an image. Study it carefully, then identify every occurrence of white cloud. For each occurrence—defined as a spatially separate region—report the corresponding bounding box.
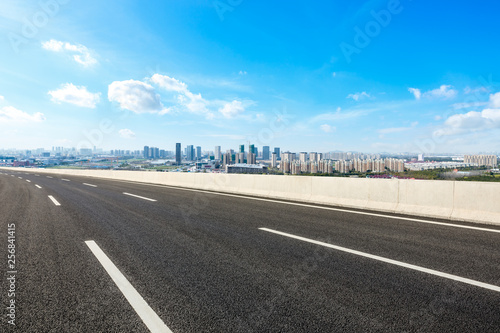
[48,83,100,108]
[320,124,335,133]
[42,39,64,51]
[438,92,500,136]
[408,88,421,100]
[119,129,135,138]
[347,91,370,101]
[490,92,500,108]
[452,101,488,110]
[42,39,97,67]
[464,86,489,95]
[0,106,45,123]
[150,74,188,93]
[435,107,500,137]
[151,73,210,115]
[239,70,247,75]
[219,100,245,118]
[409,85,458,100]
[108,80,165,114]
[151,73,244,119]
[424,85,457,99]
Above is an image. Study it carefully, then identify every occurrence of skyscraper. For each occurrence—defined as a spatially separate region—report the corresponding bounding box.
[187,145,195,161]
[214,146,221,160]
[175,143,181,165]
[249,144,255,155]
[239,145,245,153]
[196,146,202,160]
[299,152,307,163]
[263,146,270,160]
[274,147,280,159]
[143,146,149,159]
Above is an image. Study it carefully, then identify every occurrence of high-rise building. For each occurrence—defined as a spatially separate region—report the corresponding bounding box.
[214,146,221,160]
[143,146,149,159]
[196,146,202,160]
[263,146,270,160]
[282,151,295,162]
[186,145,195,161]
[249,144,255,155]
[248,153,256,165]
[239,145,245,153]
[464,155,497,167]
[175,143,181,165]
[299,152,308,163]
[271,152,277,168]
[236,152,244,164]
[274,147,281,159]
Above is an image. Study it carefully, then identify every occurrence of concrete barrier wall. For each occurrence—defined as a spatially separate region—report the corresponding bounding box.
[3,167,500,225]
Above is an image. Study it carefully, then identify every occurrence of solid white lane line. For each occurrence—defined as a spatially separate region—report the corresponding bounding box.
[35,174,40,176]
[85,241,172,333]
[83,183,97,187]
[62,179,70,181]
[46,176,53,178]
[35,185,42,189]
[18,177,22,179]
[11,175,14,177]
[108,180,500,235]
[26,180,31,183]
[48,195,61,206]
[123,192,157,202]
[260,227,500,293]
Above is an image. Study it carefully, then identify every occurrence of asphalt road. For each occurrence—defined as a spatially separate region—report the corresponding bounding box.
[1,170,500,332]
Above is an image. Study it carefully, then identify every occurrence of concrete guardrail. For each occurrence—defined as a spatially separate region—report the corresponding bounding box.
[2,167,499,225]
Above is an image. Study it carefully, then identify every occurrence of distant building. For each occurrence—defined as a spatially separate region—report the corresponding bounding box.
[271,152,277,168]
[247,153,256,165]
[186,145,195,161]
[79,148,92,156]
[214,146,221,160]
[464,155,497,168]
[144,146,149,159]
[274,147,280,159]
[282,151,295,162]
[299,152,307,163]
[196,146,202,160]
[263,146,270,160]
[226,163,268,174]
[249,144,255,155]
[175,143,181,165]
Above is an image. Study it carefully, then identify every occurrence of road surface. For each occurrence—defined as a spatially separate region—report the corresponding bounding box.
[1,170,500,332]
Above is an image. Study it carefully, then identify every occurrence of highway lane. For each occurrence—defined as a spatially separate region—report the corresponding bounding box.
[1,170,500,332]
[0,172,148,332]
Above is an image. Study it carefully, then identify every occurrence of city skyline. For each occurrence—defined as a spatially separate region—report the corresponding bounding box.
[1,1,500,153]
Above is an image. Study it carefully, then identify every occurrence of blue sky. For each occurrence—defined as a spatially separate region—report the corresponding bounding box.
[1,0,500,154]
